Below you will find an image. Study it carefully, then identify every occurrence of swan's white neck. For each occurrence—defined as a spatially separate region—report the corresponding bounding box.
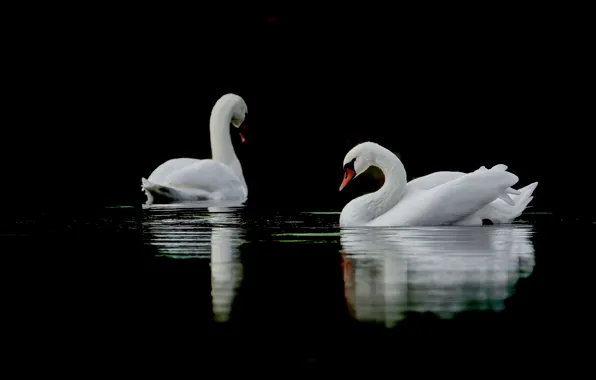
[340,146,407,226]
[209,101,245,185]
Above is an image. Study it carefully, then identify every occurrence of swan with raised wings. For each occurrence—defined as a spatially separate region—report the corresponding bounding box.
[339,142,538,227]
[141,94,249,204]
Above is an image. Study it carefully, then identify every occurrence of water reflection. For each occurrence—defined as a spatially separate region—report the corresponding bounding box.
[142,203,245,322]
[141,206,538,327]
[340,226,535,327]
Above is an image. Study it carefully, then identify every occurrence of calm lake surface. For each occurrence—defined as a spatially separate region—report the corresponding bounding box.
[2,203,586,363]
[143,204,538,325]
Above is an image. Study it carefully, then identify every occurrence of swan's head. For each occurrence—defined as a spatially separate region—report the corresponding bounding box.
[229,96,248,143]
[339,142,379,191]
[213,93,249,143]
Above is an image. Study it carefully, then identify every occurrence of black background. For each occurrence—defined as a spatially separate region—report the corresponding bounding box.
[4,4,592,218]
[2,5,588,367]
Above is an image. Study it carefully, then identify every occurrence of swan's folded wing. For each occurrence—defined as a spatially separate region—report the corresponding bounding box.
[408,170,519,225]
[162,159,244,193]
[147,158,199,184]
[407,165,519,194]
[407,171,465,191]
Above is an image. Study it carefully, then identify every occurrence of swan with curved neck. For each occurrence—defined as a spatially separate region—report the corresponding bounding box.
[339,142,408,226]
[141,93,249,204]
[338,142,538,227]
[209,94,248,184]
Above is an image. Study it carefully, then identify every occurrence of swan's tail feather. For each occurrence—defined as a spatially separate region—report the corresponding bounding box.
[141,178,181,204]
[513,182,538,198]
[141,177,213,204]
[489,164,523,195]
[141,178,153,190]
[141,178,154,204]
[497,193,515,206]
[476,164,508,172]
[142,177,177,204]
[486,181,538,223]
[478,164,519,196]
[491,164,508,171]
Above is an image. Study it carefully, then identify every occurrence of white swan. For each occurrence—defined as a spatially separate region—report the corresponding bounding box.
[339,142,538,227]
[141,94,249,205]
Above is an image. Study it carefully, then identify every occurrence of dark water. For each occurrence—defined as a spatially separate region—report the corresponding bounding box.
[137,204,581,356]
[143,204,536,324]
[2,204,586,365]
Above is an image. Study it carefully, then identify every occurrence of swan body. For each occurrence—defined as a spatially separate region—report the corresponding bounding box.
[339,142,538,227]
[142,94,248,204]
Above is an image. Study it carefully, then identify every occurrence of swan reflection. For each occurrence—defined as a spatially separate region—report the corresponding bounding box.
[141,203,245,322]
[340,226,535,327]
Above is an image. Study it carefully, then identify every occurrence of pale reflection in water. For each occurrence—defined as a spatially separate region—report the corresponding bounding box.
[142,202,245,322]
[340,226,535,327]
[142,205,537,326]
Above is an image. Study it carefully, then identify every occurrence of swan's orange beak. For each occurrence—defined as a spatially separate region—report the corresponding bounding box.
[339,168,355,191]
[239,123,247,143]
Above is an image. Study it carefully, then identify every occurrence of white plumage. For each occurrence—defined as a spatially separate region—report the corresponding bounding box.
[141,94,248,204]
[339,142,537,227]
